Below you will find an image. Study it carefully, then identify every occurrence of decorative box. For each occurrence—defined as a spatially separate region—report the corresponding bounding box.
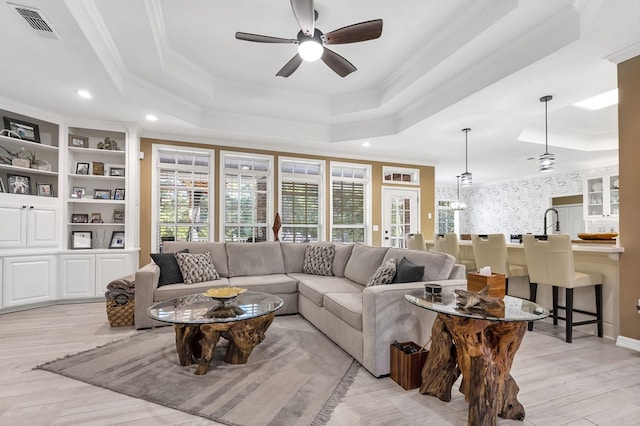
[390,341,428,390]
[11,157,30,168]
[467,272,506,298]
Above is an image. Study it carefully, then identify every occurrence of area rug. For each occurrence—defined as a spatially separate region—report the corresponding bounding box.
[37,315,359,426]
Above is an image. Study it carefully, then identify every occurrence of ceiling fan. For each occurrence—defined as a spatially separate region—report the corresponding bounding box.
[235,0,383,78]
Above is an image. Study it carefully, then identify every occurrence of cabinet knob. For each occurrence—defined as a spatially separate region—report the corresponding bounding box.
[29,206,34,209]
[22,205,27,209]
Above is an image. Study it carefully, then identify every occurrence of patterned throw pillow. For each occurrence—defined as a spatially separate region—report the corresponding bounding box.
[303,244,335,276]
[174,252,220,284]
[366,258,397,287]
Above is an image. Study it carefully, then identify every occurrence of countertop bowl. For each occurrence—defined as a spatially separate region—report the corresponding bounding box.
[577,232,618,240]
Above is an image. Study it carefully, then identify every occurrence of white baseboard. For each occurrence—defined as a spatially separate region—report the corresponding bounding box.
[616,335,640,352]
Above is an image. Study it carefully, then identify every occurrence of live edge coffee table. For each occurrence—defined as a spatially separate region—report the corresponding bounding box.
[148,291,283,375]
[405,292,548,426]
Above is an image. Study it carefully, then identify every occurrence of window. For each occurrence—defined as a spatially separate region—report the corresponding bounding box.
[221,152,273,242]
[382,166,420,185]
[330,162,371,243]
[279,158,323,242]
[437,201,455,234]
[153,146,213,251]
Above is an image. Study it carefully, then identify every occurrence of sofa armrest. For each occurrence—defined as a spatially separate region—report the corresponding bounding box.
[361,279,466,377]
[134,262,161,329]
[450,264,466,279]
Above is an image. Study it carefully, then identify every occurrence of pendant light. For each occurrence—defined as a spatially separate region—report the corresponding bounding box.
[460,128,472,186]
[539,95,555,172]
[450,175,467,211]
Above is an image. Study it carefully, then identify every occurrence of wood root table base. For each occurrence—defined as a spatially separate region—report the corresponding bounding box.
[173,313,275,375]
[420,313,527,426]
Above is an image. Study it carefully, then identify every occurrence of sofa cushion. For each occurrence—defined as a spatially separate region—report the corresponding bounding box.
[150,249,188,287]
[366,258,397,287]
[303,243,335,276]
[344,244,390,286]
[154,278,231,301]
[281,242,308,273]
[228,274,298,294]
[383,248,456,281]
[324,292,363,331]
[175,252,220,284]
[226,242,285,277]
[163,241,229,277]
[393,256,425,283]
[332,243,354,277]
[291,273,362,307]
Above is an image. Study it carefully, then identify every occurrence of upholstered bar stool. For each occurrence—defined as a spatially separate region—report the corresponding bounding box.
[471,234,528,295]
[433,233,476,272]
[522,234,603,343]
[406,233,426,251]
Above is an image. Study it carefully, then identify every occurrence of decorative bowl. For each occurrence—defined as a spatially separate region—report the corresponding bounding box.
[203,287,247,299]
[577,232,618,240]
[591,182,603,192]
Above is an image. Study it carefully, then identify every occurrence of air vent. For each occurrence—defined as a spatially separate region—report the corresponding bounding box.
[8,2,59,39]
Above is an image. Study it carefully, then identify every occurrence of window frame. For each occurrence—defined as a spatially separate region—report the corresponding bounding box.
[382,166,420,186]
[329,161,372,245]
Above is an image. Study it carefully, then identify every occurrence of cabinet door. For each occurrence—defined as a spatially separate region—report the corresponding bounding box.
[27,206,58,247]
[0,205,27,248]
[59,254,96,299]
[95,253,131,296]
[3,255,56,308]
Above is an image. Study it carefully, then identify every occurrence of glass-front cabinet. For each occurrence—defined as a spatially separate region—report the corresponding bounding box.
[584,172,619,219]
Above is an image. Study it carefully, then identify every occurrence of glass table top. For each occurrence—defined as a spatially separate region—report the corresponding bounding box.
[148,291,284,324]
[405,290,549,322]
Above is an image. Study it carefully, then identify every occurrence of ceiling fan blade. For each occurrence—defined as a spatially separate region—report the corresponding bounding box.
[321,48,356,77]
[276,54,304,77]
[235,32,297,44]
[290,0,315,36]
[322,19,383,45]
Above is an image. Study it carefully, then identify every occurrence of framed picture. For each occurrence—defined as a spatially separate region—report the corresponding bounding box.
[76,162,90,175]
[72,186,86,199]
[109,231,125,249]
[90,212,103,223]
[3,116,40,143]
[112,209,125,223]
[114,188,125,200]
[72,231,92,249]
[0,177,5,193]
[7,174,31,195]
[109,167,125,177]
[36,182,53,197]
[68,135,89,148]
[93,162,105,176]
[94,189,111,199]
[72,213,89,223]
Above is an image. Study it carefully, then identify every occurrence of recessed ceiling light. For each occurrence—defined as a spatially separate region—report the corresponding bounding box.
[76,90,92,99]
[573,89,618,111]
[361,141,371,147]
[145,114,159,121]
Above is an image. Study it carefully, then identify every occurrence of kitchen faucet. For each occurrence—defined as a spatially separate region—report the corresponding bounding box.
[543,207,560,235]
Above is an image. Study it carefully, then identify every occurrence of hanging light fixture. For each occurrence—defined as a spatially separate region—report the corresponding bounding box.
[460,128,472,186]
[539,95,555,172]
[450,175,467,211]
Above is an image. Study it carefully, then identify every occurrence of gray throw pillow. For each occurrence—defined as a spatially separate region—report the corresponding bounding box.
[366,258,397,287]
[393,256,425,283]
[303,244,335,276]
[174,252,220,284]
[150,249,189,287]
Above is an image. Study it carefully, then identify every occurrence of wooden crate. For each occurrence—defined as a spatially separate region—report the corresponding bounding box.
[467,272,506,298]
[390,342,429,390]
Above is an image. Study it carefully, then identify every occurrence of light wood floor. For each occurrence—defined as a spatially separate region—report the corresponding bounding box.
[1,302,639,425]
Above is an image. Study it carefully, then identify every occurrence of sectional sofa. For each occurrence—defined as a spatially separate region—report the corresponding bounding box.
[134,241,466,377]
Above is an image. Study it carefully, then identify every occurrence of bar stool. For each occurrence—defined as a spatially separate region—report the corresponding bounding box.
[471,234,528,295]
[523,234,603,343]
[406,233,426,251]
[433,233,476,272]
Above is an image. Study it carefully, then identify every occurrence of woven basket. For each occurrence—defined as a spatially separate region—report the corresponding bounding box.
[106,298,135,327]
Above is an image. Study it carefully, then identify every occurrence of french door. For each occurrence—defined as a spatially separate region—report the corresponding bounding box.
[382,188,419,248]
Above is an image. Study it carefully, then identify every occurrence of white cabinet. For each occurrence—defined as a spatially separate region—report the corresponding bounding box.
[3,255,56,308]
[59,252,133,299]
[0,201,58,249]
[95,253,131,295]
[584,172,619,219]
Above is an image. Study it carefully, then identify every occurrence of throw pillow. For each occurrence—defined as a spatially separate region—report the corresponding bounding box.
[150,249,189,287]
[393,256,425,283]
[366,258,397,287]
[174,252,220,284]
[303,244,335,276]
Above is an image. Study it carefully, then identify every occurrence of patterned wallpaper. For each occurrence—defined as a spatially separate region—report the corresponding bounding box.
[435,164,618,236]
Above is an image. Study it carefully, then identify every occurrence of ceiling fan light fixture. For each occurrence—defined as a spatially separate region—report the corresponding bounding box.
[298,40,323,61]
